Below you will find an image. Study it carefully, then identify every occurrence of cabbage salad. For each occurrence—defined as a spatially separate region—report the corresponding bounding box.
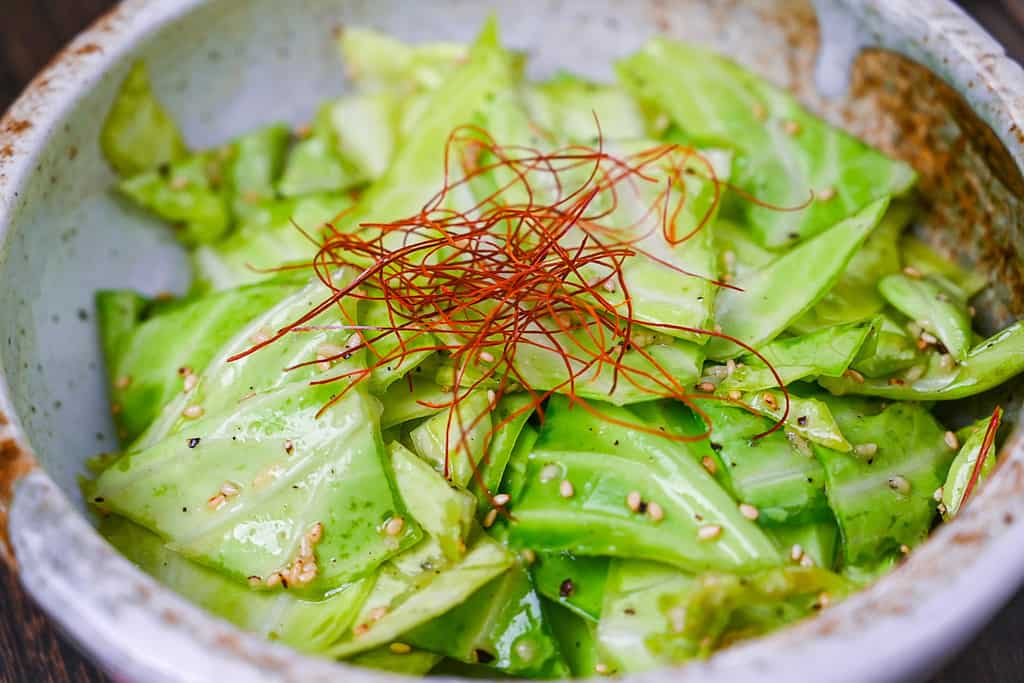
[86,19,1022,678]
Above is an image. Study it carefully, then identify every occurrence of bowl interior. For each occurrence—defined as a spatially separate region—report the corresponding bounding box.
[2,1,1024,676]
[1,0,860,509]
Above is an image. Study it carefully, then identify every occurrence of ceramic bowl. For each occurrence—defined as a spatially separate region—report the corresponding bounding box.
[3,1,1024,681]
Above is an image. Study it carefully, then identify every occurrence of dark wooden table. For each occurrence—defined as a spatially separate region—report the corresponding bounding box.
[3,1,1024,681]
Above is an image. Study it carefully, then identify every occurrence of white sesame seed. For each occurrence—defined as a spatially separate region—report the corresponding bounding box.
[250,328,272,345]
[722,250,736,274]
[799,554,815,567]
[595,663,611,675]
[903,266,923,279]
[888,475,912,495]
[493,493,511,506]
[853,442,878,458]
[817,592,832,608]
[786,430,813,458]
[317,342,346,359]
[369,606,388,622]
[843,368,865,384]
[647,501,665,522]
[115,375,132,390]
[486,389,497,404]
[478,350,495,364]
[483,508,499,528]
[739,503,760,520]
[247,575,262,587]
[308,522,324,544]
[668,606,686,633]
[818,186,837,201]
[253,464,282,488]
[559,479,575,498]
[697,524,722,540]
[933,486,944,502]
[728,389,743,401]
[384,517,405,536]
[944,431,960,450]
[920,331,939,345]
[701,456,718,475]
[183,404,204,419]
[709,367,732,382]
[516,641,536,661]
[207,494,226,510]
[182,373,199,393]
[900,544,910,555]
[627,490,643,513]
[540,464,560,483]
[265,572,282,588]
[697,382,717,393]
[790,544,804,562]
[298,567,318,584]
[389,642,412,655]
[219,481,241,497]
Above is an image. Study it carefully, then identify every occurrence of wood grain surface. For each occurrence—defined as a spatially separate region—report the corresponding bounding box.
[1,1,1023,682]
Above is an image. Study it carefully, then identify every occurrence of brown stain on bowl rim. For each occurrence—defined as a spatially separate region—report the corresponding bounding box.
[0,1,132,564]
[0,1,127,189]
[2,119,32,135]
[0,409,37,568]
[851,50,1024,322]
[0,0,128,576]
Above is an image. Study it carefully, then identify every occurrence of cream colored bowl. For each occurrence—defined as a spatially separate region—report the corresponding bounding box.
[2,1,1024,681]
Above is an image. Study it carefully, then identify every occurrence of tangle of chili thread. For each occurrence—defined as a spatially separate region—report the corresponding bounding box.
[228,121,804,488]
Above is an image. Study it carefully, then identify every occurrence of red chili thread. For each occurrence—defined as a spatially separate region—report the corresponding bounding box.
[959,405,1003,510]
[229,122,802,489]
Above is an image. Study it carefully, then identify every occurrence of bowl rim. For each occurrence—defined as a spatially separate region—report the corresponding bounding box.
[3,1,1024,681]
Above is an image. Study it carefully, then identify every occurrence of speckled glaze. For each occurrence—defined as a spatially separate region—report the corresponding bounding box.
[2,1,1024,681]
